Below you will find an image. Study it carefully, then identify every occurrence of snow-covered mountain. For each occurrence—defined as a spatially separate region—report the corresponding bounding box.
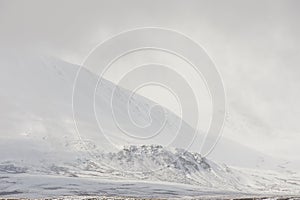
[0,53,283,167]
[0,53,299,198]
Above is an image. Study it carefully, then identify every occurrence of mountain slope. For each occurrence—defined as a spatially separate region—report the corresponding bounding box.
[0,53,299,197]
[0,53,284,168]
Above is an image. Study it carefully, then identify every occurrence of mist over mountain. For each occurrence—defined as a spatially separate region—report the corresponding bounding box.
[0,53,299,198]
[0,1,300,198]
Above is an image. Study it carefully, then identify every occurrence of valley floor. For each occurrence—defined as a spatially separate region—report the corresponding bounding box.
[0,173,244,199]
[1,173,299,200]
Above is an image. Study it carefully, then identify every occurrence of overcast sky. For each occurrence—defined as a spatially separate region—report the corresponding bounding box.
[0,0,299,159]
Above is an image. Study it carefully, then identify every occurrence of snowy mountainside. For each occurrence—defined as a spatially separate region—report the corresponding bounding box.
[0,53,287,169]
[1,144,300,197]
[0,53,300,197]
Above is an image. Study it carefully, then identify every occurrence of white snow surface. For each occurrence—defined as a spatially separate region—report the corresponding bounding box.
[0,53,299,198]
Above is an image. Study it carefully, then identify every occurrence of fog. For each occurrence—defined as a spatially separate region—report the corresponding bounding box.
[0,0,299,159]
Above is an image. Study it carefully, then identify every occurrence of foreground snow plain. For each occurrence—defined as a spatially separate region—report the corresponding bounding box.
[0,53,299,199]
